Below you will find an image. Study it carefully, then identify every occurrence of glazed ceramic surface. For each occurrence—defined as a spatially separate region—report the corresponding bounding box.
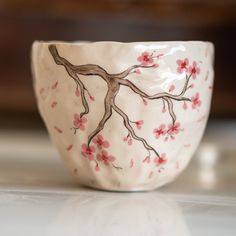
[31,41,214,191]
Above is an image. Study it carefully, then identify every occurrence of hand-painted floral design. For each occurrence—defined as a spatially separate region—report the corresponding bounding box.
[134,68,141,74]
[142,98,148,106]
[154,153,167,166]
[168,122,181,136]
[130,158,134,168]
[169,84,175,93]
[51,81,58,90]
[191,92,201,109]
[49,45,204,173]
[75,88,80,97]
[51,101,57,108]
[97,150,115,165]
[153,122,182,141]
[176,58,189,73]
[95,164,100,172]
[183,101,188,110]
[134,120,144,129]
[137,52,154,65]
[81,144,96,161]
[73,114,87,130]
[89,95,95,101]
[93,134,110,149]
[66,144,73,151]
[123,136,133,145]
[143,156,151,163]
[188,61,200,79]
[153,124,166,139]
[152,63,159,68]
[54,126,63,133]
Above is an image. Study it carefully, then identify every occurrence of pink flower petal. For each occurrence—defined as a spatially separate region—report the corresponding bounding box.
[127,138,133,146]
[103,141,110,148]
[89,96,95,101]
[108,155,115,162]
[130,159,134,168]
[51,101,57,108]
[66,144,73,151]
[51,81,58,90]
[54,126,63,133]
[82,144,87,150]
[95,164,100,171]
[75,88,80,97]
[183,101,188,110]
[101,150,108,156]
[169,84,175,92]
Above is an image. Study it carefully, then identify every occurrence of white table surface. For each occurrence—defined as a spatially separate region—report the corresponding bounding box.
[0,121,236,236]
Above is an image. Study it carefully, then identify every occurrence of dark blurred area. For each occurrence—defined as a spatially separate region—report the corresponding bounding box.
[0,0,236,130]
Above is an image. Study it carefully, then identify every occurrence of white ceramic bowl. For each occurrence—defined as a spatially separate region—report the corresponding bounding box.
[31,41,214,191]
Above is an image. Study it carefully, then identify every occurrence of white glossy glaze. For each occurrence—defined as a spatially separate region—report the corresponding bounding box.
[32,41,214,191]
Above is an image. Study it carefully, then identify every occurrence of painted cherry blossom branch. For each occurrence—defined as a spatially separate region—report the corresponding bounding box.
[49,45,192,163]
[113,64,156,78]
[49,45,108,118]
[111,100,160,157]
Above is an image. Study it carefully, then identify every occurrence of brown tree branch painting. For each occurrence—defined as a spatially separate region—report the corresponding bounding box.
[49,45,194,169]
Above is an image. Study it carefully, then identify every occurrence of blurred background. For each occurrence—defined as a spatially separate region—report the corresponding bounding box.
[0,0,236,130]
[0,3,236,234]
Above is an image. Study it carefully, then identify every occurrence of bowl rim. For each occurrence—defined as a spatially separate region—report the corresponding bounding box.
[33,40,214,47]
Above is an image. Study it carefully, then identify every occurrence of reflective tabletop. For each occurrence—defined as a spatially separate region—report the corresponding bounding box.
[0,121,236,236]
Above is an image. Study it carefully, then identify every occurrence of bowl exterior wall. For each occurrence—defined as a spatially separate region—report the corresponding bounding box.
[32,41,214,191]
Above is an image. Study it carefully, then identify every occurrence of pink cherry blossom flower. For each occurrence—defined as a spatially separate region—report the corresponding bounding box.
[167,122,181,136]
[97,150,115,165]
[93,135,110,149]
[153,124,166,138]
[123,136,133,145]
[191,92,201,109]
[154,153,167,166]
[137,52,154,65]
[73,114,87,130]
[188,61,200,79]
[81,144,96,161]
[135,120,144,129]
[176,58,189,73]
